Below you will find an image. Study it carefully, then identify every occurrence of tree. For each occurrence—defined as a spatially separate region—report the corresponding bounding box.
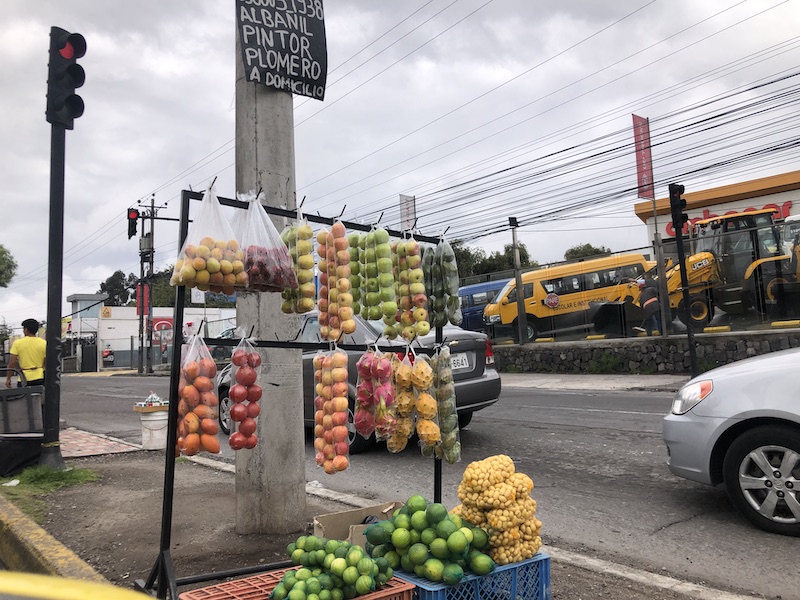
[98,270,137,306]
[450,240,486,279]
[564,243,611,261]
[476,243,536,275]
[0,245,17,288]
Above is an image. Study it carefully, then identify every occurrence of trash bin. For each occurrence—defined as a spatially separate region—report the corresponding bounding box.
[134,406,169,450]
[1,369,44,476]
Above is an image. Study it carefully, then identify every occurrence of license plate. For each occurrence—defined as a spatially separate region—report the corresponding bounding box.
[450,353,470,371]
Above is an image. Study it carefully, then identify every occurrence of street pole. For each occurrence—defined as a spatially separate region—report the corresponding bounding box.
[41,122,67,470]
[654,233,671,336]
[509,217,528,343]
[138,257,144,374]
[669,184,699,377]
[146,194,155,374]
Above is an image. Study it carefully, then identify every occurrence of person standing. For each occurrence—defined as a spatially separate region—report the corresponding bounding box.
[5,319,46,387]
[634,279,661,336]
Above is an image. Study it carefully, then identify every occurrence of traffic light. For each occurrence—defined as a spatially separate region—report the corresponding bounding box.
[669,183,688,235]
[46,27,86,129]
[128,209,139,239]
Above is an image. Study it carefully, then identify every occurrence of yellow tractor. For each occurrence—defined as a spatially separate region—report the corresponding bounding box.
[594,208,799,333]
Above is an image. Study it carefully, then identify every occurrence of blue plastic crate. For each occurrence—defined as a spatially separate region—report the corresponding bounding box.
[394,552,550,600]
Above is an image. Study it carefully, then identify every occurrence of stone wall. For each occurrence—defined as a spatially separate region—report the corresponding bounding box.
[493,330,800,375]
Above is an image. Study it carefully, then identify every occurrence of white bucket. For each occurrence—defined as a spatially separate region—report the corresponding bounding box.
[139,410,169,450]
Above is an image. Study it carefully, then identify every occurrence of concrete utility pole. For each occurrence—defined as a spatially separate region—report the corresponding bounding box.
[233,26,306,534]
[509,217,528,343]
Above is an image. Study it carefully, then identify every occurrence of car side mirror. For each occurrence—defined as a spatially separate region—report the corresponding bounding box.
[500,297,509,305]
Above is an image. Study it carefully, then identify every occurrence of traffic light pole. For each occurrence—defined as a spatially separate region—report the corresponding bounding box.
[669,184,699,377]
[41,122,67,470]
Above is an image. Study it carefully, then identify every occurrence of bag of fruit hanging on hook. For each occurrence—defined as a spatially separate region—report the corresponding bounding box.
[170,183,245,294]
[176,331,221,457]
[227,334,263,451]
[239,191,298,293]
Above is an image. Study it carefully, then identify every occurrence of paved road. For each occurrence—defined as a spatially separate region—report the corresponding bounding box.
[59,375,797,599]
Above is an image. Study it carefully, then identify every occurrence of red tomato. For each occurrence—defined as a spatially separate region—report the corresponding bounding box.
[246,402,261,419]
[238,417,257,437]
[247,352,262,368]
[247,384,263,403]
[229,383,248,403]
[235,365,257,387]
[229,431,247,450]
[244,434,258,449]
[231,349,249,367]
[230,402,248,422]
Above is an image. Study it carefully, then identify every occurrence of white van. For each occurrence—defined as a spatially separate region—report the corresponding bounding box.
[780,214,800,256]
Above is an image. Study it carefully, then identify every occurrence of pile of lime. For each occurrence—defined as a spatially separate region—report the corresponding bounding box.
[271,535,393,600]
[364,494,495,586]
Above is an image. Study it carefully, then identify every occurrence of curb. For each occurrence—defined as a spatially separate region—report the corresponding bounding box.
[0,492,106,583]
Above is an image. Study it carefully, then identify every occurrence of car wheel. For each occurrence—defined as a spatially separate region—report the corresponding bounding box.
[458,412,473,429]
[218,386,232,436]
[512,318,536,343]
[348,396,374,454]
[722,425,800,536]
[677,294,713,328]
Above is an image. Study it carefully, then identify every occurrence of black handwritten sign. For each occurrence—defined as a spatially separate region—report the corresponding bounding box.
[236,0,327,101]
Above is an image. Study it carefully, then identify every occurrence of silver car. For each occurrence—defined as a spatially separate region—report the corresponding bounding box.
[662,347,800,536]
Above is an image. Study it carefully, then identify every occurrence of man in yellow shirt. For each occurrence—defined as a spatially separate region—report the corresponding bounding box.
[6,319,46,387]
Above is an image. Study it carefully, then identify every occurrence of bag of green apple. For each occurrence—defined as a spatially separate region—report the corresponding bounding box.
[279,221,300,313]
[293,216,316,312]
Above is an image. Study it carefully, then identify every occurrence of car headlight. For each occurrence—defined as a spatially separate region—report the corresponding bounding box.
[485,314,501,324]
[671,380,713,415]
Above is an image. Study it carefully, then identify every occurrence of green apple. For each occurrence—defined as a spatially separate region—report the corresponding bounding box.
[375,228,390,245]
[409,268,424,283]
[382,301,398,317]
[409,282,426,295]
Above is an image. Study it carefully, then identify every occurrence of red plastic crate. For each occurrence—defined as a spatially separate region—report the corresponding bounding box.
[179,566,416,600]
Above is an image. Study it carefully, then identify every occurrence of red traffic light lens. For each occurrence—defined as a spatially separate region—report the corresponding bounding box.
[128,209,139,219]
[59,42,75,60]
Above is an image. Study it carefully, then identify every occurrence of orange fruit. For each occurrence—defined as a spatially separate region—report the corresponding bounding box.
[200,391,218,407]
[183,361,200,382]
[193,376,213,392]
[182,385,200,408]
[193,404,214,420]
[200,418,218,435]
[200,433,220,453]
[199,358,217,378]
[183,433,200,456]
[183,412,200,434]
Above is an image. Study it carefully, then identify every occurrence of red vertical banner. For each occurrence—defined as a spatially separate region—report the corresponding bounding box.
[136,283,149,316]
[632,114,655,200]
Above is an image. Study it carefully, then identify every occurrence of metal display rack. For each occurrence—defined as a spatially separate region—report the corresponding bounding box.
[137,190,448,598]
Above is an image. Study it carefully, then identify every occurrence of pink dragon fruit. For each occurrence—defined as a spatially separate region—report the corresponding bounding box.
[354,408,376,438]
[370,356,393,381]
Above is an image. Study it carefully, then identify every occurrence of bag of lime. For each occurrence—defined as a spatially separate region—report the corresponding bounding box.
[363,494,495,587]
[272,535,393,600]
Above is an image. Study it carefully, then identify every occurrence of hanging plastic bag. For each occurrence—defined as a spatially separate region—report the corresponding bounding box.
[227,336,262,451]
[238,192,298,293]
[176,332,220,456]
[170,184,245,294]
[433,345,460,463]
[411,354,440,453]
[354,350,377,439]
[313,350,350,474]
[437,238,463,326]
[281,212,316,313]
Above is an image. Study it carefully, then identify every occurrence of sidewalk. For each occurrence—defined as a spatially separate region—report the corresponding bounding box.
[500,372,691,392]
[0,422,755,600]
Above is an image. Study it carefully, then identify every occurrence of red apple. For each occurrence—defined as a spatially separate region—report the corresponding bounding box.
[238,417,257,437]
[244,434,258,449]
[248,352,262,367]
[246,402,261,418]
[247,384,263,403]
[235,365,257,387]
[230,383,248,403]
[232,349,249,367]
[230,402,248,422]
[229,431,246,450]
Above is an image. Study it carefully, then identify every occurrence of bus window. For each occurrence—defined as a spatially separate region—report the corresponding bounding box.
[507,283,534,302]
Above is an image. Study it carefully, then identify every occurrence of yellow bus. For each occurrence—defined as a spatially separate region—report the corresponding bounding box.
[483,253,655,341]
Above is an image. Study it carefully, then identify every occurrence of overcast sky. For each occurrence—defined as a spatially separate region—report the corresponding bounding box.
[2,0,800,331]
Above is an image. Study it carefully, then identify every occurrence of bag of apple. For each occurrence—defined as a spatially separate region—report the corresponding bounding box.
[176,331,221,457]
[354,350,377,439]
[170,183,245,294]
[278,211,313,314]
[313,350,350,474]
[238,192,298,293]
[227,337,263,450]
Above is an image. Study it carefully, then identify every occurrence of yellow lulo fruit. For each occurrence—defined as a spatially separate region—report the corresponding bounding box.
[416,418,441,445]
[395,390,416,417]
[386,432,409,453]
[461,455,516,493]
[395,416,414,438]
[477,481,516,510]
[411,360,433,390]
[415,392,437,419]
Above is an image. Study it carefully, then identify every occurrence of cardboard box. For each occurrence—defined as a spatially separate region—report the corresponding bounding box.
[313,501,404,549]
